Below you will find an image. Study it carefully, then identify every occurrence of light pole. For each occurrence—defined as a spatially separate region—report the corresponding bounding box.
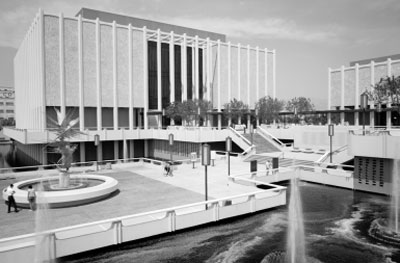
[376,103,382,128]
[294,107,298,125]
[360,92,369,135]
[226,136,232,176]
[250,124,254,144]
[168,133,174,162]
[94,134,100,171]
[328,124,334,163]
[202,143,210,210]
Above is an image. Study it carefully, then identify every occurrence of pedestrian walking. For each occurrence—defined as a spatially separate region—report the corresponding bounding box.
[27,185,36,211]
[266,160,272,176]
[5,184,19,213]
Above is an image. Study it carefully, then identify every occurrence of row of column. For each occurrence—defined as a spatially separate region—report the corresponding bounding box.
[55,12,277,132]
[328,58,393,127]
[150,30,276,129]
[56,13,142,131]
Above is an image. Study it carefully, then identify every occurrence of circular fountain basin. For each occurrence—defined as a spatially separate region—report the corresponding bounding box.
[369,218,400,246]
[2,175,118,208]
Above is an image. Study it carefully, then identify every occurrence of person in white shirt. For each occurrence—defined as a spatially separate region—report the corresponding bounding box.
[5,184,19,213]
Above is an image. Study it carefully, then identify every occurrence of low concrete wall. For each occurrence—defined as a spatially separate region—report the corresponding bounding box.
[0,179,286,263]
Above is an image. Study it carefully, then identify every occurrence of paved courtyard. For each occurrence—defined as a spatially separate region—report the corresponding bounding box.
[0,156,275,239]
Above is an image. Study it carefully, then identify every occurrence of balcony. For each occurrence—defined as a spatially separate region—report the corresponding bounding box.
[348,129,400,159]
[3,127,230,145]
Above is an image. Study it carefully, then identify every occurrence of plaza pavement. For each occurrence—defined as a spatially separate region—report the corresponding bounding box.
[0,155,281,240]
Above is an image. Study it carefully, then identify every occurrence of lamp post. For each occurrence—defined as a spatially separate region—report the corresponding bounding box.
[226,136,232,176]
[250,124,254,144]
[376,103,382,129]
[94,134,100,171]
[328,124,334,163]
[360,92,369,135]
[168,133,174,162]
[294,107,298,125]
[202,143,210,210]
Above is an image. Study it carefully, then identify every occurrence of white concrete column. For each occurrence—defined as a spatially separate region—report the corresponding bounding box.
[202,44,206,101]
[114,141,119,160]
[112,21,118,130]
[123,139,128,160]
[264,48,268,97]
[272,49,276,99]
[370,61,375,126]
[157,29,162,111]
[238,43,241,101]
[195,36,199,100]
[169,32,175,125]
[256,47,259,103]
[340,65,345,125]
[169,31,175,103]
[128,24,134,130]
[96,18,102,130]
[387,58,392,128]
[143,27,149,129]
[328,67,332,124]
[59,13,66,119]
[39,9,47,130]
[217,40,221,112]
[78,15,85,131]
[206,37,211,102]
[355,63,360,126]
[227,42,231,103]
[192,45,195,100]
[247,45,250,107]
[228,42,232,127]
[80,142,85,162]
[181,33,187,102]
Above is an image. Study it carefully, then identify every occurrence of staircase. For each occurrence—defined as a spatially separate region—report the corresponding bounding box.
[242,133,281,153]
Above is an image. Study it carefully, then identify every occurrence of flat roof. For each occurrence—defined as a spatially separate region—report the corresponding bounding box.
[76,8,226,42]
[350,54,400,66]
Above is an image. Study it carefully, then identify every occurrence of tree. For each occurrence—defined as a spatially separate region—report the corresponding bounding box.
[285,97,315,124]
[47,108,82,188]
[197,99,213,126]
[285,97,315,112]
[223,99,249,125]
[365,75,400,114]
[255,96,285,124]
[165,101,183,124]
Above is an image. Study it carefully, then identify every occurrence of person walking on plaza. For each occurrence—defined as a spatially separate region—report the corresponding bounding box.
[27,185,36,211]
[6,184,19,213]
[266,160,272,176]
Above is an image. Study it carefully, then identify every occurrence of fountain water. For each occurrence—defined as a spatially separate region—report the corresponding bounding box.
[34,182,55,263]
[390,159,400,233]
[286,172,306,263]
[262,168,308,263]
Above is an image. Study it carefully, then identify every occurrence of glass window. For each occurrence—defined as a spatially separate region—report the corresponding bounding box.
[6,110,13,113]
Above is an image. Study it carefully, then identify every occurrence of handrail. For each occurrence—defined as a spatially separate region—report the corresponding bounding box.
[257,126,286,148]
[228,127,252,146]
[315,145,348,164]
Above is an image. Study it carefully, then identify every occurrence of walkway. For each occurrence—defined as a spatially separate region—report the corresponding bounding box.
[0,157,265,239]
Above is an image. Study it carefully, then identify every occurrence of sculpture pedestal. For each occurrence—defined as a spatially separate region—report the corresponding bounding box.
[59,172,70,188]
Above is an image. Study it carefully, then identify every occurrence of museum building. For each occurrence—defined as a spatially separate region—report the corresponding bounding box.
[7,8,276,165]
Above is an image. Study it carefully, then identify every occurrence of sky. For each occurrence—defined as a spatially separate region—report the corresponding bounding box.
[0,0,399,109]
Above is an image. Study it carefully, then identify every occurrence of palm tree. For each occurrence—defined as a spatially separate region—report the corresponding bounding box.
[47,108,82,188]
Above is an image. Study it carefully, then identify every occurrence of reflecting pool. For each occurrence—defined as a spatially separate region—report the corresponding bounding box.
[60,182,400,263]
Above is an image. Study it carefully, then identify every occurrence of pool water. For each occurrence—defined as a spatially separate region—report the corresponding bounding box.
[60,182,400,263]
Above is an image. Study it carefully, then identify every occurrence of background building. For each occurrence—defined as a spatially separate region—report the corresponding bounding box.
[7,8,276,165]
[328,54,400,126]
[0,86,14,121]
